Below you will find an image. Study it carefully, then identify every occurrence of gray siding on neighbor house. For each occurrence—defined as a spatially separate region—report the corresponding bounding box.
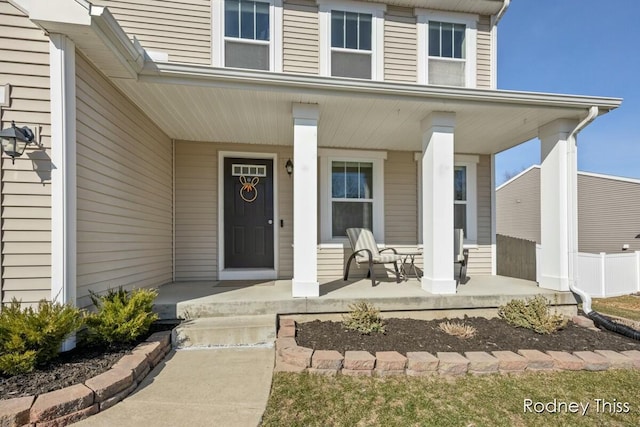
[384,6,417,83]
[0,0,52,306]
[496,167,541,244]
[174,141,293,280]
[497,167,640,254]
[92,0,211,65]
[75,53,173,308]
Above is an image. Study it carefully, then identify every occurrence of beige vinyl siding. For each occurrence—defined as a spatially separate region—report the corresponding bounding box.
[496,167,541,243]
[578,174,640,254]
[76,53,173,308]
[92,0,211,65]
[0,0,52,306]
[384,151,417,244]
[283,0,319,74]
[476,15,492,89]
[469,154,492,275]
[384,6,417,83]
[174,142,293,280]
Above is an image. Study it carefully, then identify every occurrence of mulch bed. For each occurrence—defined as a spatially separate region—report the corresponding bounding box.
[0,322,178,400]
[295,317,640,355]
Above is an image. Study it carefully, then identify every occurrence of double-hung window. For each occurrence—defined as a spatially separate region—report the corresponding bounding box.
[319,150,386,242]
[224,0,270,70]
[428,21,466,86]
[416,11,477,87]
[454,165,468,235]
[330,11,372,79]
[318,1,385,81]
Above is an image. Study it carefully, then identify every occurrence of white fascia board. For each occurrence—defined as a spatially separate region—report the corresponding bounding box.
[577,170,640,185]
[140,63,622,111]
[10,0,91,26]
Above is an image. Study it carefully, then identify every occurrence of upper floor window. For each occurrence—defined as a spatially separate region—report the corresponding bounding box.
[214,0,282,71]
[224,0,270,70]
[318,0,385,81]
[416,11,477,88]
[330,11,372,79]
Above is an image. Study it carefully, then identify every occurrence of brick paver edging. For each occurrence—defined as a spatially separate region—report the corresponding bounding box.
[275,317,640,377]
[0,330,173,427]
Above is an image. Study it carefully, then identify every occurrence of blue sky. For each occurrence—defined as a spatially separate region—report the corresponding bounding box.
[495,0,640,185]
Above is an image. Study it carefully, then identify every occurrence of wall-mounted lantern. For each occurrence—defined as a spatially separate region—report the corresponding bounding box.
[285,158,293,176]
[0,121,35,164]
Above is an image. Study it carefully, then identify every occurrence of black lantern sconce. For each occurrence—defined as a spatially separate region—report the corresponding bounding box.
[285,158,293,176]
[0,121,35,164]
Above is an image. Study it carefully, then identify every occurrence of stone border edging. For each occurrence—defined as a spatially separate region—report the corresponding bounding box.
[275,316,640,377]
[0,330,173,427]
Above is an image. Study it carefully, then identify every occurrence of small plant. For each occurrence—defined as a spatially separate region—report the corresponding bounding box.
[498,295,568,334]
[342,301,386,335]
[85,287,158,345]
[0,299,83,375]
[438,321,477,339]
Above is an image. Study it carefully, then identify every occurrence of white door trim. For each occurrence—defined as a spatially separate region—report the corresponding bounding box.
[217,150,278,280]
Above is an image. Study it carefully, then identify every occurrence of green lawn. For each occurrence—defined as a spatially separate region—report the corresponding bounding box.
[592,295,640,322]
[263,370,640,426]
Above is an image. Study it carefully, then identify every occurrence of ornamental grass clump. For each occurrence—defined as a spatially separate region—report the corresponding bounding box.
[438,320,477,339]
[85,287,158,346]
[0,299,83,375]
[498,294,568,334]
[342,301,386,335]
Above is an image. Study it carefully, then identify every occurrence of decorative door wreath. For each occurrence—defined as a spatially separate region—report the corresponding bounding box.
[239,175,259,202]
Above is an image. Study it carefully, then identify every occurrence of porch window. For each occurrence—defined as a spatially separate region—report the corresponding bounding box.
[454,165,468,235]
[330,11,372,79]
[221,0,281,71]
[331,161,373,237]
[428,21,466,87]
[319,149,386,243]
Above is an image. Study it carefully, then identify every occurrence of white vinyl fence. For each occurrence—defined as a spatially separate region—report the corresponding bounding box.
[536,245,640,297]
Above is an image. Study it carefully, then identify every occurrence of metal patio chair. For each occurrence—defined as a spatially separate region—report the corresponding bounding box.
[455,228,469,284]
[344,227,402,286]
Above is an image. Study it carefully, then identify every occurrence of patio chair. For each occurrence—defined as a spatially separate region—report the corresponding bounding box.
[455,228,469,284]
[344,227,402,286]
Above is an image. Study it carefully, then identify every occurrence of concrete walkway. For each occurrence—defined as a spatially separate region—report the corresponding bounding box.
[76,347,275,427]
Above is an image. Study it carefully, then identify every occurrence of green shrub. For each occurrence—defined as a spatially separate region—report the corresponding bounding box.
[85,287,158,345]
[0,299,83,375]
[342,301,386,335]
[498,295,568,334]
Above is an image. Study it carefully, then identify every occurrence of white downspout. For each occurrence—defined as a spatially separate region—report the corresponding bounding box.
[494,0,510,25]
[567,106,598,313]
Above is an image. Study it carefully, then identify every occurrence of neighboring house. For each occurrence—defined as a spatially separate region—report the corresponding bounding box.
[497,166,640,254]
[0,0,622,310]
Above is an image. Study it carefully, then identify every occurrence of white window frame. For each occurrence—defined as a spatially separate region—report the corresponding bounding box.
[319,148,386,243]
[415,153,478,245]
[318,0,385,81]
[212,0,283,71]
[416,10,477,88]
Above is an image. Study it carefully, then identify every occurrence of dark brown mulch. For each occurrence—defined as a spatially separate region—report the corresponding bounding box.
[295,317,640,355]
[0,322,179,400]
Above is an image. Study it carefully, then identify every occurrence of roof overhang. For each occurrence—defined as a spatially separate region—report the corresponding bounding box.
[14,0,622,155]
[111,62,621,154]
[364,0,506,16]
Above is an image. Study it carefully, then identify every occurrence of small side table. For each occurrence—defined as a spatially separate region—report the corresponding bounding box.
[396,250,422,280]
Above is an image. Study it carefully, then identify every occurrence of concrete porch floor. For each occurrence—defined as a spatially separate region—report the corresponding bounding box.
[153,275,578,320]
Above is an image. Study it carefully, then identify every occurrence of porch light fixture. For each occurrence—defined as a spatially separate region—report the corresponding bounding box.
[0,121,35,164]
[285,158,293,176]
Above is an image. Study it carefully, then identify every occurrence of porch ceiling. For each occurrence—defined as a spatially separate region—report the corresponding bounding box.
[112,64,621,155]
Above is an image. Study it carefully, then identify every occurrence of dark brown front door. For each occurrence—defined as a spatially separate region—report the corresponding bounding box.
[224,157,274,268]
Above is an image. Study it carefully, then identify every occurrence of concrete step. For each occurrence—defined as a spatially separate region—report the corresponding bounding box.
[172,314,277,348]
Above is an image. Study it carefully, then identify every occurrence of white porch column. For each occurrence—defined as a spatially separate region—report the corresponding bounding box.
[420,112,456,294]
[538,119,579,291]
[50,34,77,350]
[292,104,319,297]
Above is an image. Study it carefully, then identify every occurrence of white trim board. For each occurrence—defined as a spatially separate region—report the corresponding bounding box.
[217,150,279,280]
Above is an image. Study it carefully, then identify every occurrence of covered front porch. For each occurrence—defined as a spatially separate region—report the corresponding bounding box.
[152,275,578,320]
